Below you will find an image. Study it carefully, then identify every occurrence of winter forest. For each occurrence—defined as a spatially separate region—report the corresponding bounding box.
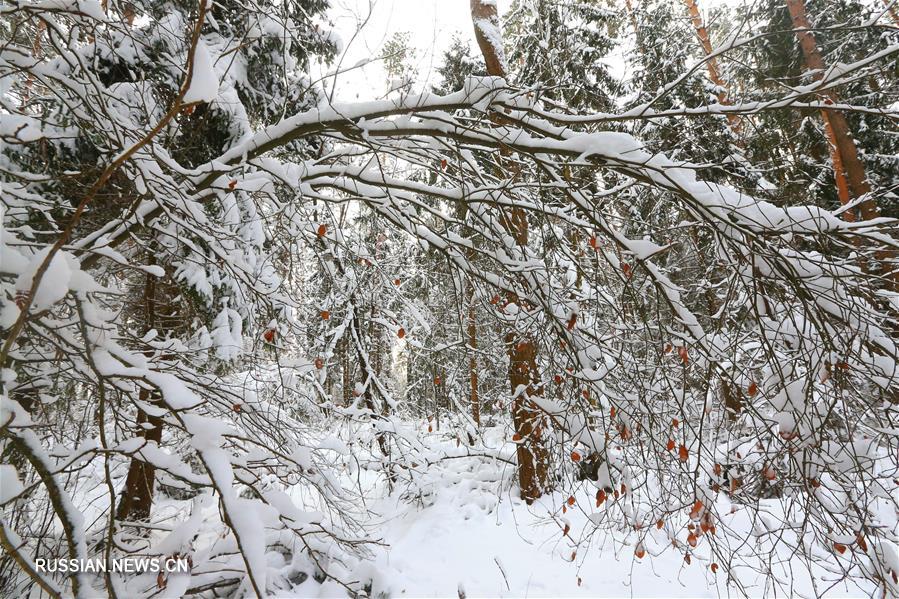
[1,0,898,596]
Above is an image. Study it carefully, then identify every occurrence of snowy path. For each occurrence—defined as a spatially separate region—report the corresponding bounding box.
[342,426,874,598]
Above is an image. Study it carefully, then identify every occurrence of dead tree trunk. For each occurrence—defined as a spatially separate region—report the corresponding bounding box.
[470,0,550,503]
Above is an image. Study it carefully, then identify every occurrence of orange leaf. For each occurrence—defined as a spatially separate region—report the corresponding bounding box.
[610,406,617,419]
[684,554,691,565]
[710,563,718,573]
[747,381,758,396]
[714,463,722,476]
[512,433,522,442]
[666,439,676,451]
[856,535,868,552]
[394,278,401,286]
[622,262,631,277]
[671,418,679,428]
[263,329,275,343]
[635,543,645,559]
[687,533,698,548]
[567,496,576,506]
[595,490,606,507]
[566,313,577,331]
[834,543,847,554]
[570,451,582,462]
[440,158,448,170]
[589,236,598,249]
[664,343,673,354]
[554,375,563,384]
[228,180,237,190]
[689,500,704,520]
[679,445,689,462]
[397,327,406,339]
[434,376,441,385]
[563,524,570,536]
[678,346,689,365]
[314,357,323,369]
[656,519,664,529]
[316,224,327,237]
[320,310,330,320]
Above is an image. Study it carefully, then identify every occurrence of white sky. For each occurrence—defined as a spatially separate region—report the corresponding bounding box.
[313,0,741,103]
[314,0,513,101]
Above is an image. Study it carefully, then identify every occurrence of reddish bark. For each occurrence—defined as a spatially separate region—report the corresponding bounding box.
[682,0,741,133]
[470,0,550,502]
[785,0,896,292]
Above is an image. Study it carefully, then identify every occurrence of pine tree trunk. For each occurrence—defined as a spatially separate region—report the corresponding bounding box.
[785,0,873,212]
[881,0,899,26]
[623,0,643,52]
[682,0,741,133]
[471,0,550,503]
[21,21,45,106]
[785,0,896,292]
[115,390,163,522]
[116,263,163,522]
[820,110,853,221]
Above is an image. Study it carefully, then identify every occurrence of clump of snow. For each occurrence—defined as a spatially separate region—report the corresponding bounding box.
[183,41,219,104]
[0,465,24,503]
[14,247,73,311]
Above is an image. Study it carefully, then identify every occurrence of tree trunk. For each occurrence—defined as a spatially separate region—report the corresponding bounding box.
[467,283,480,427]
[820,110,853,221]
[785,0,896,291]
[623,0,643,53]
[880,0,899,26]
[785,0,873,214]
[471,0,550,503]
[116,264,163,522]
[115,390,163,522]
[682,0,741,133]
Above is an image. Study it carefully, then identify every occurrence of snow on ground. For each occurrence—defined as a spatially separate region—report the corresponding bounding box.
[347,424,874,598]
[25,413,877,597]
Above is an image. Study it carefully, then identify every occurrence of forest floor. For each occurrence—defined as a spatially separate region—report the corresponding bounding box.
[334,424,875,598]
[60,418,877,598]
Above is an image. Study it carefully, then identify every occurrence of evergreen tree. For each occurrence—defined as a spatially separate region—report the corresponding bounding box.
[505,0,620,112]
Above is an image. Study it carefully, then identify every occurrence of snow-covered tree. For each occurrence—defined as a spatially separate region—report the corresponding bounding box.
[1,0,897,596]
